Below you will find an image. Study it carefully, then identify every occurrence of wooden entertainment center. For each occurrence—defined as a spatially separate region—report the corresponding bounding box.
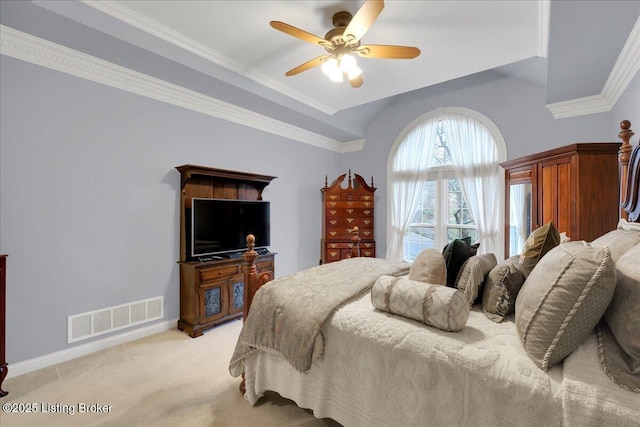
[176,165,276,337]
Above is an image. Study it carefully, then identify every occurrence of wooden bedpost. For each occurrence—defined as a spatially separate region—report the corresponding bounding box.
[350,226,361,258]
[242,234,259,321]
[239,235,258,396]
[242,235,273,321]
[240,234,274,395]
[619,120,634,220]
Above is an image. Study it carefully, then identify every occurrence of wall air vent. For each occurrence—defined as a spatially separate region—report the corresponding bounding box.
[68,296,164,343]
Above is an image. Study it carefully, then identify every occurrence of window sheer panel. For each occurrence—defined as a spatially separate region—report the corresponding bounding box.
[405,181,437,260]
[509,184,527,256]
[386,121,439,261]
[441,114,503,259]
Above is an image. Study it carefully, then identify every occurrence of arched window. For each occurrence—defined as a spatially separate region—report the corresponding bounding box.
[386,107,507,262]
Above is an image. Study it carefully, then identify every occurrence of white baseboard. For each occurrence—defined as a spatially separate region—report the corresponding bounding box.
[6,318,179,379]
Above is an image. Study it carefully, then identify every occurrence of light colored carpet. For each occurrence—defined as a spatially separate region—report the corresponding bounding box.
[1,319,340,426]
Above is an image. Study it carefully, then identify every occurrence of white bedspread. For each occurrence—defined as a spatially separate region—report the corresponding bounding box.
[561,334,640,427]
[243,294,570,426]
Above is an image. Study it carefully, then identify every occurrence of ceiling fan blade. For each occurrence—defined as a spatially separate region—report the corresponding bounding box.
[348,74,364,88]
[270,21,328,47]
[356,44,421,59]
[285,55,331,76]
[343,0,384,43]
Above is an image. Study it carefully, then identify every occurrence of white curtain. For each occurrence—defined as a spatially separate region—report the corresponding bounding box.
[509,184,528,256]
[441,114,502,259]
[386,119,439,261]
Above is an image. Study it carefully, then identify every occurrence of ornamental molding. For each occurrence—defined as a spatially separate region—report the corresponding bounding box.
[80,0,338,116]
[0,25,364,153]
[546,16,640,119]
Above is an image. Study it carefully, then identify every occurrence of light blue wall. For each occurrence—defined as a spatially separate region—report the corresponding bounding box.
[0,56,341,362]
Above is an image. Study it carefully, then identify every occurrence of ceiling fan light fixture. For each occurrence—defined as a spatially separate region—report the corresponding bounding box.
[321,57,343,82]
[271,0,419,88]
[339,54,362,80]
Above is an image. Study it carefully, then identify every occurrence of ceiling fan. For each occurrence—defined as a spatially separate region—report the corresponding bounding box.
[270,0,420,88]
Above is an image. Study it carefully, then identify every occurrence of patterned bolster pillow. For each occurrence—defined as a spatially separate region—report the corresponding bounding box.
[371,276,469,332]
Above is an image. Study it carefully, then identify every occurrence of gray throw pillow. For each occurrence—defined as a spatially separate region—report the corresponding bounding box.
[515,242,616,370]
[482,256,525,322]
[590,228,640,262]
[455,253,498,305]
[599,243,640,392]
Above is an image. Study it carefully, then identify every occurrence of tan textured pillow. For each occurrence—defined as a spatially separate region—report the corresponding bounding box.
[618,218,640,232]
[455,253,498,305]
[590,228,640,263]
[409,248,447,285]
[515,242,616,370]
[482,256,525,322]
[599,243,640,392]
[519,221,560,277]
[372,276,469,331]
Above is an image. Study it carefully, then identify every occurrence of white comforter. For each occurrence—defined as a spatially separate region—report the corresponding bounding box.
[243,293,572,426]
[241,293,640,426]
[562,334,640,427]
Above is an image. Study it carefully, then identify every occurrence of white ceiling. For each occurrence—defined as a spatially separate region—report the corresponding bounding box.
[83,0,545,115]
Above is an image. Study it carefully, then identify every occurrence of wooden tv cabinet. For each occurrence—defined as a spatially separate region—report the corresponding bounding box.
[175,165,276,337]
[178,253,274,338]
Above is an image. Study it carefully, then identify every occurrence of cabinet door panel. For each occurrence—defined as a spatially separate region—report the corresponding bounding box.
[555,162,572,235]
[540,157,572,234]
[540,164,557,227]
[200,281,227,323]
[227,275,244,315]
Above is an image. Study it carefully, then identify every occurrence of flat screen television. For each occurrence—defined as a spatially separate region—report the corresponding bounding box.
[190,198,270,258]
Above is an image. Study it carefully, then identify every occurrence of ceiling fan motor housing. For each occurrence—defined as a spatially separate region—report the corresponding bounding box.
[324,11,360,51]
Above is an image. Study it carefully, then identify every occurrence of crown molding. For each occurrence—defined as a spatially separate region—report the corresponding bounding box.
[0,25,362,153]
[79,0,338,115]
[337,139,366,153]
[538,0,550,58]
[546,16,640,119]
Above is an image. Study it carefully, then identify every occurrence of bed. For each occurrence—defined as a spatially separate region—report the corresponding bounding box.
[229,120,640,426]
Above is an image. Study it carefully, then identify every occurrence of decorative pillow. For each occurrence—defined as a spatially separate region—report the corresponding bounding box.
[372,275,469,332]
[519,221,560,278]
[590,226,640,263]
[598,243,640,392]
[482,256,525,322]
[408,248,447,285]
[455,253,497,305]
[618,218,640,232]
[442,237,472,287]
[470,242,481,256]
[515,242,616,371]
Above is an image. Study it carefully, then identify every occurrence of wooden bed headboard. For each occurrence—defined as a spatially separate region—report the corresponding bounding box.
[618,120,640,222]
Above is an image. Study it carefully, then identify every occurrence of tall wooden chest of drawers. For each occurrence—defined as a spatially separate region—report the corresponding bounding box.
[321,171,376,264]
